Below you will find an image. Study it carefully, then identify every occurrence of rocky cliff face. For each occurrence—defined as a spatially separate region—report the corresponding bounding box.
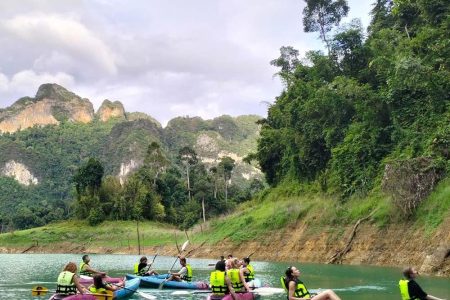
[0,84,94,133]
[1,160,38,185]
[97,100,126,122]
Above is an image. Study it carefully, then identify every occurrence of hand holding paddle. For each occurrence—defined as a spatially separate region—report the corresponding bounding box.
[159,240,189,289]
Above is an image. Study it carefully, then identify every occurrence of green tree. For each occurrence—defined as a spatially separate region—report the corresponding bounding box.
[144,142,170,186]
[218,156,235,203]
[302,0,350,52]
[178,146,198,201]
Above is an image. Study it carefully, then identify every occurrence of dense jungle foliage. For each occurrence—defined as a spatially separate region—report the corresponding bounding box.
[255,0,449,209]
[0,116,263,230]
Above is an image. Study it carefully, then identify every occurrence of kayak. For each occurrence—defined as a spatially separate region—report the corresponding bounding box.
[208,293,260,300]
[126,274,209,289]
[247,278,262,288]
[79,275,124,285]
[49,278,140,300]
[114,278,140,299]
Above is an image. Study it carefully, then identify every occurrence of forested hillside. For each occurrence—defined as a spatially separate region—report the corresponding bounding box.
[0,85,263,230]
[253,0,449,220]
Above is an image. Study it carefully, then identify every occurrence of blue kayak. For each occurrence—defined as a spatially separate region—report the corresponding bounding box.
[126,274,209,290]
[114,278,140,299]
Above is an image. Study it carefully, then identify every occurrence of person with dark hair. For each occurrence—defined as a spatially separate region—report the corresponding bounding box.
[88,274,121,293]
[56,262,88,295]
[167,257,192,282]
[281,266,341,300]
[134,256,158,276]
[210,260,237,300]
[80,255,106,277]
[228,258,250,292]
[241,257,255,283]
[399,267,446,300]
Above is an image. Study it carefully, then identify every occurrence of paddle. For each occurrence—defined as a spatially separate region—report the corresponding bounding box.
[30,286,114,300]
[158,240,189,289]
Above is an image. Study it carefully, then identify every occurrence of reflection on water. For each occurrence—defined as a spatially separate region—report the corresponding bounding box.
[0,254,448,300]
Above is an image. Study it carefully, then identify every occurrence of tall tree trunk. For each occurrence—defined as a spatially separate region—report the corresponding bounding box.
[186,165,191,201]
[202,197,206,223]
[136,220,141,255]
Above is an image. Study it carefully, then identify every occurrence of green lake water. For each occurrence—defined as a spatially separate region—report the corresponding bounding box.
[0,254,448,300]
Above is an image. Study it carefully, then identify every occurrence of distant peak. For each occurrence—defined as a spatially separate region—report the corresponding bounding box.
[35,83,78,101]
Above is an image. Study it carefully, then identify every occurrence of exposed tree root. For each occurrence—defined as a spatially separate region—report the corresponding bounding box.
[328,209,378,264]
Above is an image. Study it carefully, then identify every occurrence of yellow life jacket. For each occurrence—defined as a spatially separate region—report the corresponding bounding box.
[228,268,244,290]
[79,262,93,276]
[181,264,193,282]
[210,271,228,296]
[280,276,310,299]
[134,263,147,276]
[89,285,107,293]
[244,264,255,282]
[399,279,412,300]
[56,271,77,295]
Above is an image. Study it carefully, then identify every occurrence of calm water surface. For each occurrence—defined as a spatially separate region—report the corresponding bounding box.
[0,254,448,300]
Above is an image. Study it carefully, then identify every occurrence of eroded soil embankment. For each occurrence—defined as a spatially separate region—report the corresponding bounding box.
[2,220,449,276]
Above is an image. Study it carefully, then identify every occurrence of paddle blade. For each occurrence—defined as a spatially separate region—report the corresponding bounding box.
[31,286,48,296]
[181,240,189,252]
[92,290,113,300]
[137,291,157,299]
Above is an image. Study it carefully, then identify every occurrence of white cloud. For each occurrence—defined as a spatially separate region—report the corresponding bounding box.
[1,13,117,76]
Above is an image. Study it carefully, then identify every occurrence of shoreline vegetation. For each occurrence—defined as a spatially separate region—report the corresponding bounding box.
[2,179,449,276]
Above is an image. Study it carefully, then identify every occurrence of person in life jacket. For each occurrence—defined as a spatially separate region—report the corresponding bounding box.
[56,262,88,295]
[80,255,107,277]
[399,267,446,300]
[241,257,255,283]
[282,266,341,300]
[167,257,192,282]
[228,258,251,292]
[88,274,121,294]
[134,256,159,276]
[210,260,237,300]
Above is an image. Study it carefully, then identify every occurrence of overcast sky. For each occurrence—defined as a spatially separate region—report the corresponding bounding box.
[0,0,373,126]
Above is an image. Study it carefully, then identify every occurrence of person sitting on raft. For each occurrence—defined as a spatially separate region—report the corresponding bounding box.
[228,258,251,292]
[56,262,89,296]
[282,266,341,300]
[135,256,159,276]
[241,257,255,283]
[210,260,237,300]
[167,257,192,282]
[80,254,107,277]
[399,267,446,300]
[88,274,122,293]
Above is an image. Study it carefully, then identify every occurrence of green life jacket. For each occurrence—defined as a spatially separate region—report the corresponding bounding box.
[181,264,193,282]
[244,264,255,282]
[210,270,228,296]
[280,276,310,299]
[79,262,93,276]
[228,268,244,290]
[89,285,107,293]
[399,279,413,300]
[134,263,147,276]
[56,271,77,295]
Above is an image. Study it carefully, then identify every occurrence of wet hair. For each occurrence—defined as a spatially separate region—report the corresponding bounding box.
[180,257,186,264]
[82,255,89,262]
[63,262,77,273]
[215,260,226,272]
[227,254,233,259]
[140,256,148,263]
[93,274,105,288]
[403,267,413,279]
[243,257,250,264]
[285,266,297,283]
[220,256,225,261]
